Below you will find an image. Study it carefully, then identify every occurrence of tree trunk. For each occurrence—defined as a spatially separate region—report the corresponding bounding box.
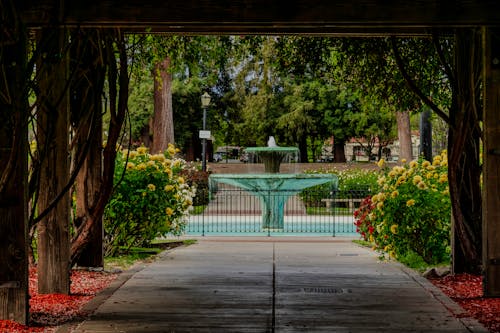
[151,57,174,153]
[70,30,129,265]
[74,117,103,268]
[70,30,106,268]
[36,28,71,294]
[333,140,346,163]
[299,136,308,162]
[419,109,433,160]
[449,29,482,274]
[0,20,29,324]
[396,110,412,162]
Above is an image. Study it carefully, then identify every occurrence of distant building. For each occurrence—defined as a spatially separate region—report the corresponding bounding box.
[321,132,421,162]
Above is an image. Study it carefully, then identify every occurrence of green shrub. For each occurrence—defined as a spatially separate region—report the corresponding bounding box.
[354,152,451,265]
[299,168,378,206]
[104,144,195,256]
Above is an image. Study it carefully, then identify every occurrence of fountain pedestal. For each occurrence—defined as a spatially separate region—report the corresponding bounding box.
[209,174,337,229]
[245,147,299,173]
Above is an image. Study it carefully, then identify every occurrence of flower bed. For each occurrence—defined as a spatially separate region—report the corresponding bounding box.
[0,267,118,332]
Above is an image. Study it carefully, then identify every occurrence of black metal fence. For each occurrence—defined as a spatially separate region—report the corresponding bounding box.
[186,183,371,236]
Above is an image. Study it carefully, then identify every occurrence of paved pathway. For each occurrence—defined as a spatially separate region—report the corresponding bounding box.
[70,237,487,333]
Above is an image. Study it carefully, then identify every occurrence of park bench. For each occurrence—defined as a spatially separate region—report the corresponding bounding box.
[321,198,363,211]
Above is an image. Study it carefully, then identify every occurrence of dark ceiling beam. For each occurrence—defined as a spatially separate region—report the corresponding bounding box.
[20,0,500,35]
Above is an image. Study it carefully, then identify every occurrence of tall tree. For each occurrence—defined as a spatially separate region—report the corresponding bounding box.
[151,57,174,153]
[70,29,130,265]
[70,29,107,268]
[397,111,413,161]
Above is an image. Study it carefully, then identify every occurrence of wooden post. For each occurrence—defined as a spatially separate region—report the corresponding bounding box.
[0,26,29,323]
[36,27,71,294]
[482,27,500,297]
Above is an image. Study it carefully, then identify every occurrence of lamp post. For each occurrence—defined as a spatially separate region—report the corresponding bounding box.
[200,92,211,172]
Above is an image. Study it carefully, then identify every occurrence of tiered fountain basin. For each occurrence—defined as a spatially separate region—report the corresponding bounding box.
[209,173,338,229]
[245,146,300,173]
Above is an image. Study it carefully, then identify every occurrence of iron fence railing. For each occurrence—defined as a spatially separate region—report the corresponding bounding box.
[186,183,371,236]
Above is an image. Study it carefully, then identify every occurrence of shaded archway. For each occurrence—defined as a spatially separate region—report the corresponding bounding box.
[2,1,500,324]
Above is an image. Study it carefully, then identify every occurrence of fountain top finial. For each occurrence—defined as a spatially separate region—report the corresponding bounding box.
[267,136,278,147]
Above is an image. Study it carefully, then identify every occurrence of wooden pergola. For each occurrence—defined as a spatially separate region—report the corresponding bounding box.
[2,0,500,324]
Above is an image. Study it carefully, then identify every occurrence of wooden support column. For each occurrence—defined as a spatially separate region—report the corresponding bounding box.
[36,27,71,294]
[482,27,500,297]
[0,26,29,323]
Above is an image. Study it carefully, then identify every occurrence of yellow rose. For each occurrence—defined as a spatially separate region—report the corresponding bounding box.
[165,207,174,216]
[147,184,156,191]
[376,202,384,210]
[422,161,431,168]
[391,190,399,198]
[417,181,427,190]
[167,146,176,156]
[412,175,423,185]
[151,154,166,162]
[164,184,175,192]
[136,163,147,171]
[406,199,416,207]
[390,224,398,234]
[126,162,135,170]
[400,158,407,164]
[178,177,185,184]
[137,146,148,155]
[377,158,386,168]
[409,161,418,168]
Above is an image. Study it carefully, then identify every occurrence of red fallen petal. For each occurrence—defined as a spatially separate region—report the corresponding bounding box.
[3,266,119,332]
[429,273,500,333]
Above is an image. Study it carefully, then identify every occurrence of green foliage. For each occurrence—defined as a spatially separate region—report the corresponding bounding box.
[354,152,451,265]
[104,145,195,256]
[300,168,379,206]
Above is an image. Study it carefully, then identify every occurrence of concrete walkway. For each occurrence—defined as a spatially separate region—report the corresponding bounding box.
[70,237,487,333]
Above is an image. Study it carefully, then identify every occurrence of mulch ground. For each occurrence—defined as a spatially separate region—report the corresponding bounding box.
[0,268,499,332]
[429,273,500,332]
[0,267,118,333]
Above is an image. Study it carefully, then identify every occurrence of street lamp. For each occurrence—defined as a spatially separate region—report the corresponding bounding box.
[200,92,211,172]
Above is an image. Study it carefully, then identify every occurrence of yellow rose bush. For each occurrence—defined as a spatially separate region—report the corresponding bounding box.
[354,151,451,265]
[104,144,195,255]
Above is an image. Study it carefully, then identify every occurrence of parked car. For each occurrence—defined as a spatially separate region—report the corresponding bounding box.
[213,153,222,162]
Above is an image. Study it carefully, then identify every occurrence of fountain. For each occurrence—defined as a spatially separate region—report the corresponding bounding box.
[209,137,338,229]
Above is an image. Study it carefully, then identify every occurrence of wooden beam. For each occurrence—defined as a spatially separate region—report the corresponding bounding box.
[482,27,500,297]
[20,0,500,34]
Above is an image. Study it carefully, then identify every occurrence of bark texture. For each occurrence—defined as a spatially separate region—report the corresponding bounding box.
[151,57,174,153]
[449,29,482,274]
[396,110,412,162]
[36,28,71,294]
